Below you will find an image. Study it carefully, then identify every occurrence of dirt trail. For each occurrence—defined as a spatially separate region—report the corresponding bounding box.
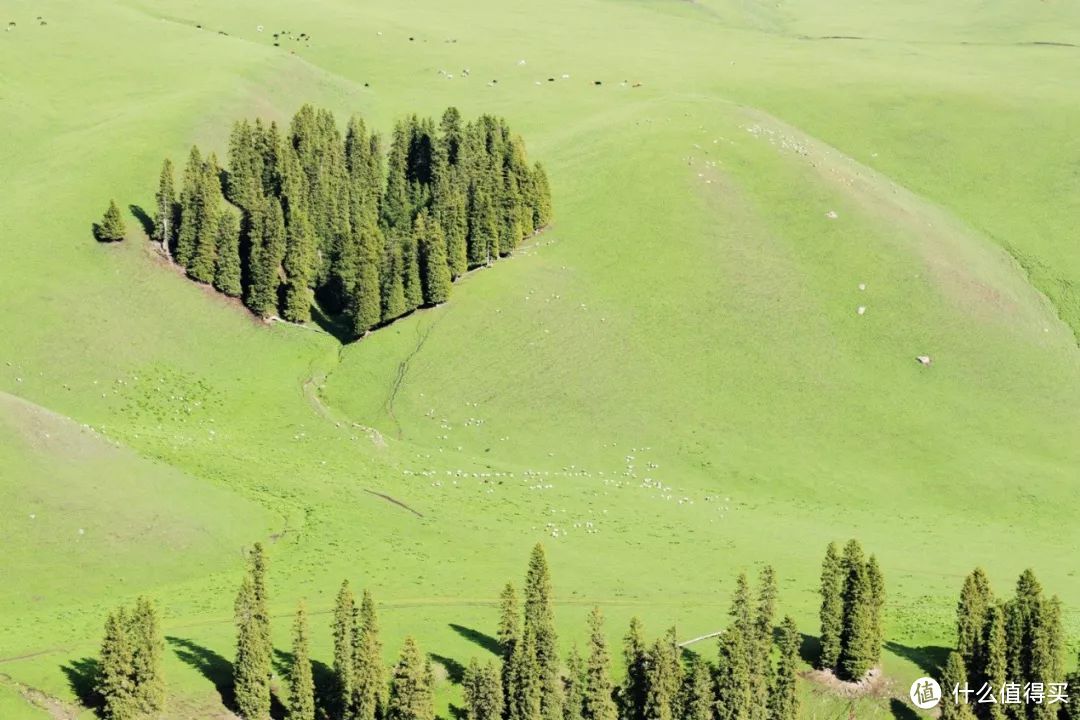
[0,672,81,720]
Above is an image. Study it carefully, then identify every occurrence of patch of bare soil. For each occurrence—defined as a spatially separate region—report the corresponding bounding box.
[802,666,893,699]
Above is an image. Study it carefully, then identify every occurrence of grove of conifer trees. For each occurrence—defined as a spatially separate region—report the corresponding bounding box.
[950,568,1067,720]
[94,597,165,720]
[816,539,885,681]
[464,547,802,720]
[146,104,552,338]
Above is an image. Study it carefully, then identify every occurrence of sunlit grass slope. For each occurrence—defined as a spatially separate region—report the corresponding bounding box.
[1,0,1078,717]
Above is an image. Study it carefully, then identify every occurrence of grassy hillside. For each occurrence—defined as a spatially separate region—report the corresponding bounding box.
[1,0,1078,717]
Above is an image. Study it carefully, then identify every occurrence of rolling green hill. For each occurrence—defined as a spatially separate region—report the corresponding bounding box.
[1,0,1078,717]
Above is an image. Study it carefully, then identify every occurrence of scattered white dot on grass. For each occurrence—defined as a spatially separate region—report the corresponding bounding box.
[857,306,866,316]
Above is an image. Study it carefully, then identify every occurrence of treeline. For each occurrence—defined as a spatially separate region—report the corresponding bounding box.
[943,568,1068,720]
[816,540,885,681]
[448,547,803,720]
[149,104,553,337]
[93,543,806,720]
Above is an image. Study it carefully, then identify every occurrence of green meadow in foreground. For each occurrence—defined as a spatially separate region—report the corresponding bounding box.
[1,0,1079,717]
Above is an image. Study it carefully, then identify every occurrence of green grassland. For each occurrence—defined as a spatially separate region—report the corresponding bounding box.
[1,0,1078,717]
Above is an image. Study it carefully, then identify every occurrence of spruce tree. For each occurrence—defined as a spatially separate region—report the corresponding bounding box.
[942,652,976,720]
[130,596,165,716]
[234,574,271,720]
[983,604,1008,720]
[98,199,127,242]
[463,658,504,720]
[401,231,424,312]
[97,608,137,720]
[524,544,562,720]
[532,162,553,228]
[818,542,844,671]
[768,617,799,720]
[620,617,648,720]
[564,646,585,720]
[680,655,713,720]
[1030,595,1063,720]
[381,240,407,322]
[154,158,177,256]
[246,196,286,317]
[837,540,873,681]
[383,121,413,231]
[213,209,243,297]
[283,206,316,322]
[499,582,521,712]
[348,243,383,337]
[715,625,752,720]
[287,603,316,720]
[507,626,541,720]
[751,566,778,720]
[353,590,385,720]
[188,153,223,283]
[643,628,680,720]
[865,555,885,669]
[226,119,263,211]
[957,568,993,681]
[176,146,204,266]
[582,608,617,720]
[333,580,357,718]
[386,637,435,720]
[432,118,468,278]
[416,212,451,305]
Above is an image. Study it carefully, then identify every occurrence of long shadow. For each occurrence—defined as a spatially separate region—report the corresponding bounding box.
[272,649,335,716]
[679,645,701,663]
[448,703,467,720]
[890,698,920,720]
[798,632,822,667]
[449,624,501,656]
[429,653,465,684]
[60,656,102,714]
[311,658,336,718]
[310,300,354,344]
[167,635,236,711]
[884,641,950,677]
[129,204,154,237]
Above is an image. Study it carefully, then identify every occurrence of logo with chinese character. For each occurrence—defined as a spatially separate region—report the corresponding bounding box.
[911,677,942,709]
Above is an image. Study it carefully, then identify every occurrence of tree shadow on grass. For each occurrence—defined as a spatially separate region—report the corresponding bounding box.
[890,698,920,720]
[449,624,501,656]
[884,641,950,677]
[310,301,354,344]
[429,653,466,685]
[272,649,336,716]
[129,204,154,237]
[798,632,822,667]
[167,636,236,712]
[60,656,102,714]
[679,645,701,664]
[448,703,467,720]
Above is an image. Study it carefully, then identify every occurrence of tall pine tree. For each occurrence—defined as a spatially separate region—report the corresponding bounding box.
[287,603,316,720]
[837,540,873,681]
[333,580,357,718]
[524,544,562,720]
[768,617,799,720]
[818,542,844,671]
[582,608,617,720]
[463,659,504,720]
[154,158,177,256]
[620,617,648,720]
[97,608,137,720]
[130,597,165,716]
[386,637,435,720]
